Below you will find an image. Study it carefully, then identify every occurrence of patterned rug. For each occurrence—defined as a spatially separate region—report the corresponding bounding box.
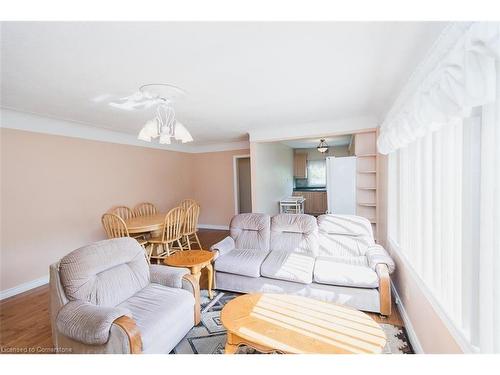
[172,291,414,354]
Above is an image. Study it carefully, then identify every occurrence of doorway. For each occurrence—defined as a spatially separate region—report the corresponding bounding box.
[233,155,252,214]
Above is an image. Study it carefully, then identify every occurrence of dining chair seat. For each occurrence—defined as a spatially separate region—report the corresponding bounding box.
[148,236,174,244]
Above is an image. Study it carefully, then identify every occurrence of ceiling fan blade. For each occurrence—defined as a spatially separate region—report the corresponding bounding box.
[109,101,142,111]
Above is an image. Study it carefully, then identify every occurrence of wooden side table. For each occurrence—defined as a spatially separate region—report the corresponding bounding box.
[164,250,214,298]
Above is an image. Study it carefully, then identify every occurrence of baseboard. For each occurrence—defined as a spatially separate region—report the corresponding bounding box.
[391,283,424,354]
[197,224,229,230]
[0,275,49,301]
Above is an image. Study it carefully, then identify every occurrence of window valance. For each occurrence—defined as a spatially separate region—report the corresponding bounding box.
[377,22,500,154]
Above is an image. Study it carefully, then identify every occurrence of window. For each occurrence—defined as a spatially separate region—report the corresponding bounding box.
[388,117,482,350]
[306,159,326,187]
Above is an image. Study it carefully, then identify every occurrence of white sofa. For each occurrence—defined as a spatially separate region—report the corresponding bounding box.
[210,213,395,316]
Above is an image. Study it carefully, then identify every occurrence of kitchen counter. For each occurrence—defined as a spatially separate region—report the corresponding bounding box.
[293,187,326,192]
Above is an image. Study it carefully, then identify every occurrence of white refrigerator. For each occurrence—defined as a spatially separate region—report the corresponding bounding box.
[326,156,357,214]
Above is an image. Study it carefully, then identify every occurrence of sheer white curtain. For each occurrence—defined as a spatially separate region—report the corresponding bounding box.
[378,23,500,155]
[383,22,500,352]
[478,63,500,352]
[388,119,465,332]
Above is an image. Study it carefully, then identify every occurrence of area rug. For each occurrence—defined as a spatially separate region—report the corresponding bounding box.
[172,291,414,354]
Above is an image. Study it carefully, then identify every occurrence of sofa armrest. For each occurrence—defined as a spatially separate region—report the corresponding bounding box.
[376,264,391,316]
[56,300,134,346]
[181,274,201,325]
[366,244,395,273]
[149,264,189,288]
[209,236,235,259]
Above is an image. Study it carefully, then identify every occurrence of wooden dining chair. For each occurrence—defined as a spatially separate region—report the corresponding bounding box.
[148,207,185,264]
[181,203,202,250]
[110,205,150,241]
[111,206,135,220]
[133,202,158,217]
[101,213,150,263]
[180,198,197,211]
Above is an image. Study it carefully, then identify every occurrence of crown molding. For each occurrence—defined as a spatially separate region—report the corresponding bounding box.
[248,115,378,143]
[0,108,249,153]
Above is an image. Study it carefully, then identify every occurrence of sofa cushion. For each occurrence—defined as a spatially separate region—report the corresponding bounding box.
[230,213,270,251]
[317,214,374,236]
[270,214,318,256]
[59,238,150,307]
[215,249,269,278]
[260,250,315,284]
[117,284,194,354]
[313,256,379,288]
[317,215,375,257]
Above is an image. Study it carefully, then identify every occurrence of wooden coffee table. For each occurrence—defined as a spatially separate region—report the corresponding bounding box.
[164,250,214,298]
[220,293,387,354]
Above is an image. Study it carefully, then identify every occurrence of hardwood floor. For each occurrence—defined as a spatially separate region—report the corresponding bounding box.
[0,229,402,353]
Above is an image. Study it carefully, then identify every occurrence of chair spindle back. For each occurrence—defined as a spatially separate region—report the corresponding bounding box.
[183,203,200,235]
[134,202,158,217]
[161,207,184,243]
[101,213,130,239]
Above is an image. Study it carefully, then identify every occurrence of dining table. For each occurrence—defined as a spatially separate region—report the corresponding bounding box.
[124,213,165,234]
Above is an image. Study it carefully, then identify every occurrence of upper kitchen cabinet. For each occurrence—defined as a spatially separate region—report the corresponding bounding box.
[294,151,308,178]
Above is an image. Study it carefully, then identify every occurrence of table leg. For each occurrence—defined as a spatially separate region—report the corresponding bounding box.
[224,343,238,354]
[191,266,202,285]
[206,263,213,299]
[225,332,239,354]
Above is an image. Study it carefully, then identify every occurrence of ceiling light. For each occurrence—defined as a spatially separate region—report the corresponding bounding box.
[159,133,172,144]
[109,84,193,145]
[317,139,329,153]
[174,122,194,143]
[137,119,158,142]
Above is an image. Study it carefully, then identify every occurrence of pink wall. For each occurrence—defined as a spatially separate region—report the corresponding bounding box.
[0,128,247,291]
[190,149,250,226]
[389,248,463,353]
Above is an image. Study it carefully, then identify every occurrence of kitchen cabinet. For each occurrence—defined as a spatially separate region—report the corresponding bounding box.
[292,191,327,215]
[294,152,307,178]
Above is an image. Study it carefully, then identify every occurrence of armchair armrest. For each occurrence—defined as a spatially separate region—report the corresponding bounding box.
[56,300,134,346]
[113,316,142,354]
[209,236,235,259]
[149,264,189,288]
[366,244,395,273]
[181,273,201,325]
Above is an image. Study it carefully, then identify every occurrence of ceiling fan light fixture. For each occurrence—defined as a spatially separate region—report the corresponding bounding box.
[317,139,329,153]
[174,122,193,143]
[137,119,159,142]
[114,84,194,145]
[159,133,172,144]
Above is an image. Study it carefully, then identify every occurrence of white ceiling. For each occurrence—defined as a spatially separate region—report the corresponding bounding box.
[281,135,352,149]
[0,22,447,145]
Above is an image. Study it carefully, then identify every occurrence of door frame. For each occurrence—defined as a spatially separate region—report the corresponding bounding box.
[233,154,251,215]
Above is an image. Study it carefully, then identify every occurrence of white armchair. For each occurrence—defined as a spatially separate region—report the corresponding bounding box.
[50,237,200,354]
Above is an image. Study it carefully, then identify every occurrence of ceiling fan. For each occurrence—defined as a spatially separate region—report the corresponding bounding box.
[109,83,193,144]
